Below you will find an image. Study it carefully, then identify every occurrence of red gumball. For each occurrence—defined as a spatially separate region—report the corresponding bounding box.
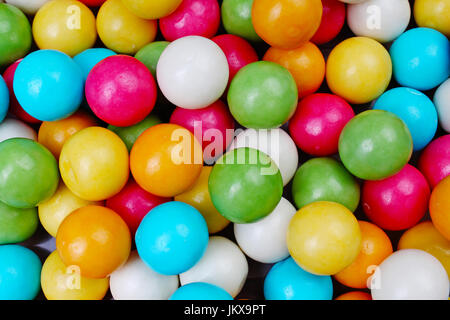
[159,0,220,41]
[288,93,354,156]
[85,55,157,127]
[311,0,346,45]
[418,135,450,188]
[362,164,430,231]
[78,0,106,7]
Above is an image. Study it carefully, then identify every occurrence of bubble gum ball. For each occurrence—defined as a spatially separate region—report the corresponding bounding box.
[135,41,170,77]
[73,48,116,80]
[371,249,449,300]
[0,201,38,244]
[96,0,158,55]
[110,251,179,300]
[221,0,261,42]
[287,201,361,275]
[326,37,392,104]
[41,251,109,300]
[59,127,129,201]
[228,61,298,128]
[292,158,360,212]
[264,257,333,300]
[335,292,372,300]
[0,75,8,122]
[157,36,229,110]
[311,0,346,45]
[434,79,450,133]
[135,201,209,275]
[263,42,325,98]
[78,0,105,6]
[430,176,450,241]
[0,138,59,208]
[209,147,283,224]
[288,93,354,156]
[0,118,37,143]
[175,166,230,234]
[0,245,41,300]
[56,205,131,279]
[86,55,157,127]
[170,282,233,300]
[5,0,51,14]
[390,27,449,91]
[13,50,84,122]
[130,124,203,197]
[252,0,323,50]
[121,0,182,20]
[374,87,438,151]
[160,0,220,41]
[414,0,450,37]
[418,134,450,188]
[234,197,296,264]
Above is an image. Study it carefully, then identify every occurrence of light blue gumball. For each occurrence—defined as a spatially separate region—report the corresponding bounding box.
[73,48,116,80]
[0,75,9,123]
[170,282,233,300]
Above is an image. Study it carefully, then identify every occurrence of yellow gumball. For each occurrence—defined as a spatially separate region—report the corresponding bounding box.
[287,201,361,275]
[414,0,450,37]
[120,0,182,19]
[41,251,109,300]
[32,0,97,57]
[326,37,392,104]
[175,166,230,234]
[97,0,158,54]
[59,127,129,202]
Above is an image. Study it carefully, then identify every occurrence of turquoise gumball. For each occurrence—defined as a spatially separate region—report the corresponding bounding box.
[170,282,233,300]
[73,48,116,80]
[0,75,9,123]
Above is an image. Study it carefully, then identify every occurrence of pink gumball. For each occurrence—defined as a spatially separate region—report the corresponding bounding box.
[159,0,220,41]
[418,135,450,188]
[288,93,354,156]
[85,55,157,127]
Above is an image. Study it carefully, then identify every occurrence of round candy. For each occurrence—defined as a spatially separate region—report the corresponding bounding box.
[326,37,392,104]
[370,249,449,300]
[288,93,354,156]
[252,0,323,49]
[0,75,9,122]
[434,79,450,133]
[335,292,372,300]
[135,41,170,77]
[390,27,449,91]
[430,176,450,241]
[221,0,261,42]
[0,118,37,143]
[59,126,129,201]
[135,201,209,275]
[287,201,361,275]
[234,197,296,263]
[56,205,131,279]
[5,0,51,14]
[311,0,346,45]
[73,48,116,80]
[339,110,413,180]
[228,61,298,128]
[264,257,333,300]
[0,245,41,300]
[170,282,233,300]
[157,36,229,110]
[0,138,59,208]
[78,0,105,6]
[121,0,182,19]
[13,49,84,121]
[418,134,450,188]
[209,147,283,223]
[414,0,450,37]
[0,201,38,244]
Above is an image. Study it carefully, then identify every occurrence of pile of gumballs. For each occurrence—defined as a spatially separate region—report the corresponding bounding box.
[0,0,449,301]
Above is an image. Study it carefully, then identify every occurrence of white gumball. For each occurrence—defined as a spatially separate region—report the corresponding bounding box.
[5,0,51,14]
[157,36,229,110]
[435,78,450,133]
[0,118,37,143]
[347,0,411,43]
[370,249,449,300]
[234,197,296,264]
[179,236,248,298]
[110,251,179,300]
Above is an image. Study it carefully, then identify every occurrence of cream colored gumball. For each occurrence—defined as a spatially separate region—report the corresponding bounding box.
[434,78,450,133]
[5,0,51,14]
[0,118,37,143]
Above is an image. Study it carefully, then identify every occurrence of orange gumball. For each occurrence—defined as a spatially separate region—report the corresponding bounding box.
[263,42,325,98]
[130,124,203,197]
[334,221,393,289]
[430,175,450,241]
[335,291,372,300]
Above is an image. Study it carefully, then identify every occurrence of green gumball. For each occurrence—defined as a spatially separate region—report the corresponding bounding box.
[0,201,38,244]
[135,41,170,77]
[221,0,261,42]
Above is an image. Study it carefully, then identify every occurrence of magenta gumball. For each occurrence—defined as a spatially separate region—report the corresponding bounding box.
[418,135,450,188]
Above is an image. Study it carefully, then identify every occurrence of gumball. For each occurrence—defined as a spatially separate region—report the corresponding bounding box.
[59,127,129,201]
[5,0,51,14]
[130,124,203,197]
[228,61,298,128]
[339,110,413,180]
[0,201,38,244]
[234,197,296,263]
[292,158,360,212]
[374,87,438,151]
[170,282,233,300]
[0,118,37,143]
[311,0,346,45]
[160,0,220,41]
[252,0,323,49]
[121,0,182,19]
[0,76,9,122]
[326,37,392,104]
[86,55,157,127]
[157,36,229,109]
[263,42,325,98]
[73,48,116,80]
[371,249,449,300]
[96,0,158,55]
[0,138,59,208]
[0,4,31,66]
[110,251,179,300]
[288,93,354,156]
[335,292,372,300]
[41,251,109,300]
[78,0,105,6]
[13,50,84,121]
[287,201,361,275]
[135,201,209,275]
[175,166,230,234]
[430,176,450,241]
[135,41,170,77]
[418,135,450,188]
[221,0,261,42]
[390,28,449,91]
[56,205,131,278]
[434,79,450,133]
[0,245,41,300]
[414,0,450,37]
[264,257,333,300]
[209,147,283,223]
